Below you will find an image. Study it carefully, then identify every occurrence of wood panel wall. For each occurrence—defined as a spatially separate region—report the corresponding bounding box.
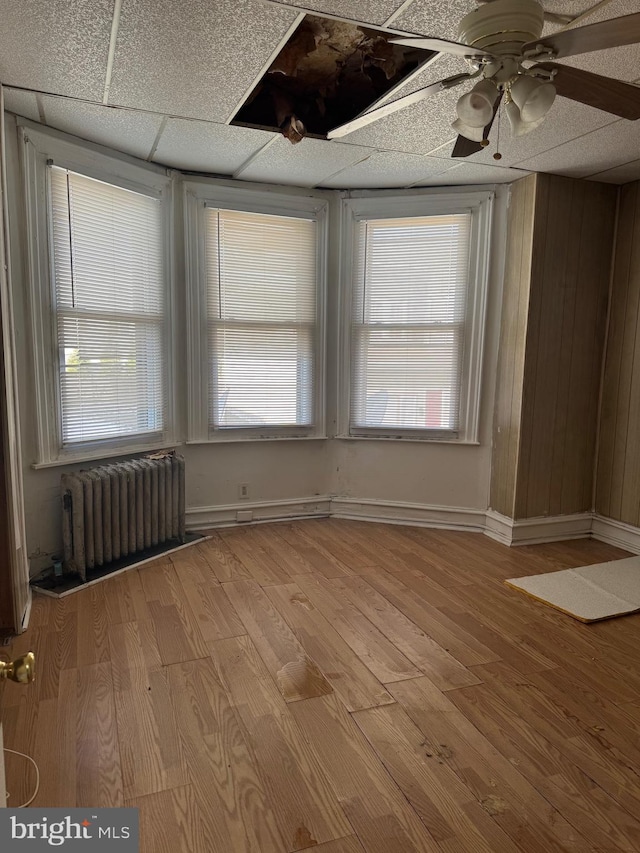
[490,175,536,517]
[491,174,617,520]
[596,181,640,524]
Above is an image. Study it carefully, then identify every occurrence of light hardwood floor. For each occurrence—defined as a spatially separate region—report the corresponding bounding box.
[3,519,640,852]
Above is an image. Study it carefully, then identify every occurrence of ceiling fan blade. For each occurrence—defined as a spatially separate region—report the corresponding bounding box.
[327,73,474,139]
[541,11,574,26]
[451,135,484,157]
[451,91,503,158]
[390,36,494,60]
[523,12,640,59]
[535,62,640,120]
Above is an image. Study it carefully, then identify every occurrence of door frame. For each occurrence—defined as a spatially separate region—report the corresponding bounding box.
[0,84,31,638]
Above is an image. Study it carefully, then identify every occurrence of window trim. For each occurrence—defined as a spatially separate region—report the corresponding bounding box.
[338,188,494,443]
[21,125,177,466]
[183,180,328,443]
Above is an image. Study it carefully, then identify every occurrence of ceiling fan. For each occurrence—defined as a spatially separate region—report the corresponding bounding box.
[326,0,640,158]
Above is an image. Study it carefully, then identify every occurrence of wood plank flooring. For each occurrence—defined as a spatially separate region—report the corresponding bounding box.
[3,520,640,852]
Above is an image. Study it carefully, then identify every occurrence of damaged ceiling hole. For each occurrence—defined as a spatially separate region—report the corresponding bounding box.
[231,14,436,143]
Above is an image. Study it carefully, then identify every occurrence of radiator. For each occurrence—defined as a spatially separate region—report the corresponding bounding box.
[61,451,185,581]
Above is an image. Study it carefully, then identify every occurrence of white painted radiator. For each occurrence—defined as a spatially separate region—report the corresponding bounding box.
[61,451,185,581]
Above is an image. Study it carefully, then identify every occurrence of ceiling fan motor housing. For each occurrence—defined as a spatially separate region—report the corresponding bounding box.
[459,0,545,57]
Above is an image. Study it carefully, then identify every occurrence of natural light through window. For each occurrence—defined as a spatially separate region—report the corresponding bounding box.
[204,207,318,431]
[49,166,165,446]
[350,213,471,436]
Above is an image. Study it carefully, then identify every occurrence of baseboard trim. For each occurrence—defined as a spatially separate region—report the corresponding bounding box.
[485,510,594,546]
[591,514,640,554]
[186,496,332,530]
[331,497,486,531]
[483,510,513,546]
[185,495,640,552]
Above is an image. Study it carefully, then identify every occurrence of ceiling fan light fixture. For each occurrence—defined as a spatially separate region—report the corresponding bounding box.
[455,78,498,127]
[510,74,556,121]
[505,99,546,136]
[451,117,486,143]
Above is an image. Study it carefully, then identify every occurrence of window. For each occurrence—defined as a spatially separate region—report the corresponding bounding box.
[22,127,173,465]
[185,184,327,441]
[49,168,165,446]
[343,192,492,442]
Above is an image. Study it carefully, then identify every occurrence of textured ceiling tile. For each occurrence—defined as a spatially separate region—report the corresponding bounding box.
[338,86,461,154]
[153,119,273,174]
[565,46,640,84]
[237,136,373,186]
[515,119,640,178]
[108,0,299,122]
[41,98,163,160]
[3,89,39,121]
[546,1,607,5]
[560,1,640,82]
[588,159,640,185]
[0,0,113,100]
[318,151,452,188]
[420,161,531,186]
[560,0,640,80]
[264,0,408,26]
[390,0,477,39]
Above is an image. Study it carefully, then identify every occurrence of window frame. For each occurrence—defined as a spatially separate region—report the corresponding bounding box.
[338,188,494,444]
[184,180,328,443]
[21,125,176,467]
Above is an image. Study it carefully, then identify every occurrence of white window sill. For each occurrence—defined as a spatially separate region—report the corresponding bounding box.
[32,439,179,469]
[186,434,328,445]
[335,434,481,445]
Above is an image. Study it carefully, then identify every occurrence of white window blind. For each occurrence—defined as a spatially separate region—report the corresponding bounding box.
[204,207,318,430]
[49,166,165,446]
[351,213,471,435]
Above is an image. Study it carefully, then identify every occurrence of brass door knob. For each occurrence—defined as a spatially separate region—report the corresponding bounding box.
[0,651,35,683]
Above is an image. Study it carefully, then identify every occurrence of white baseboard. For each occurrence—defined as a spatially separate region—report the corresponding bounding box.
[485,510,593,546]
[186,496,332,530]
[591,514,640,554]
[331,497,486,531]
[185,495,640,553]
[483,510,513,546]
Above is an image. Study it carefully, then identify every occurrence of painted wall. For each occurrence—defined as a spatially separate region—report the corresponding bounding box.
[596,181,640,524]
[5,114,506,573]
[490,173,617,520]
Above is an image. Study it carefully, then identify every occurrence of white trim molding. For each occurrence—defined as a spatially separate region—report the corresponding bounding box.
[331,498,486,531]
[184,495,640,553]
[591,514,640,554]
[186,495,485,533]
[338,188,494,444]
[186,496,332,530]
[19,121,177,467]
[182,178,329,445]
[483,510,513,546]
[485,510,593,547]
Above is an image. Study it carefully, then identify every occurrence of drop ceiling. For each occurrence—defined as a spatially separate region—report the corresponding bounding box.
[1,0,639,188]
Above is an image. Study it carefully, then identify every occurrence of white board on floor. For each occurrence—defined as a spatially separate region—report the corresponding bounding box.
[505,556,640,622]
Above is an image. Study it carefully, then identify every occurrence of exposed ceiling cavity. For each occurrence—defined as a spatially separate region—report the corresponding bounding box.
[231,14,436,142]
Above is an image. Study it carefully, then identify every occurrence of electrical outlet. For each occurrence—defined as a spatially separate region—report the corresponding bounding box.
[238,483,250,500]
[236,510,253,522]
